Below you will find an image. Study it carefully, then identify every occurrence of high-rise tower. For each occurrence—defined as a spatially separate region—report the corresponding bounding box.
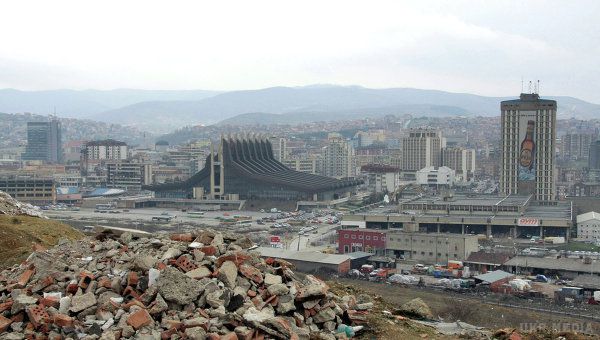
[21,120,62,163]
[500,93,556,201]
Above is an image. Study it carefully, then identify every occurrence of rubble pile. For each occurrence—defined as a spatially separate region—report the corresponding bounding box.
[0,191,44,218]
[0,230,371,340]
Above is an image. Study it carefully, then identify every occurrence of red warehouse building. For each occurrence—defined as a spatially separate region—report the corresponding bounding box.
[337,228,387,254]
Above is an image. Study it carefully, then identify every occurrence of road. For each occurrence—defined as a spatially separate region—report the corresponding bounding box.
[288,224,339,251]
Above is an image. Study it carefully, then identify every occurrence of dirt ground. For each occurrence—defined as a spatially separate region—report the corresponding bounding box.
[0,215,83,269]
[336,278,600,338]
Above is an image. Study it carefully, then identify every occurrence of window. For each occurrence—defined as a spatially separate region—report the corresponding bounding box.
[366,236,371,240]
[344,234,349,239]
[351,235,356,239]
[358,235,363,240]
[429,252,433,256]
[344,245,349,253]
[381,237,385,241]
[373,236,378,241]
[421,251,425,255]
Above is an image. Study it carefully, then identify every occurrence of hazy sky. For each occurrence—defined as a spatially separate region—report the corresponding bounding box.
[1,1,599,102]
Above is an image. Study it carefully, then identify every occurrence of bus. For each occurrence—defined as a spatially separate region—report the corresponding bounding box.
[187,211,205,218]
[94,203,115,212]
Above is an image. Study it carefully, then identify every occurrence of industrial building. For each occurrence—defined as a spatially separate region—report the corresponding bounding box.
[0,176,55,204]
[343,193,572,239]
[106,162,153,191]
[577,211,600,242]
[256,247,351,274]
[145,135,361,204]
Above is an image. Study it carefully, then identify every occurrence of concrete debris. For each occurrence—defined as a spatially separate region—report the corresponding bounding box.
[0,228,372,339]
[397,298,434,319]
[0,190,45,218]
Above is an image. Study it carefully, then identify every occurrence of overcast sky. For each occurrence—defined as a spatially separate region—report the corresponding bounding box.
[1,1,599,102]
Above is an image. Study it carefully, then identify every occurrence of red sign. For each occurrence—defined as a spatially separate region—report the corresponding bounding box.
[270,236,281,243]
[518,218,539,227]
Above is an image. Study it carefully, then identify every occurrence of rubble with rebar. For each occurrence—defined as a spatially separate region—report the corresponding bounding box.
[0,230,370,340]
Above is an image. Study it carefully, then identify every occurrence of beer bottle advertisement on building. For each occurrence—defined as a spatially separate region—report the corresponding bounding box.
[518,113,536,182]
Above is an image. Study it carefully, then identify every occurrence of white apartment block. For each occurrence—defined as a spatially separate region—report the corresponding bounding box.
[577,212,600,243]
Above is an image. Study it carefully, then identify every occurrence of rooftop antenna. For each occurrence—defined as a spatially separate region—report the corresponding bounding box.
[528,81,532,94]
[521,77,524,93]
[537,80,540,95]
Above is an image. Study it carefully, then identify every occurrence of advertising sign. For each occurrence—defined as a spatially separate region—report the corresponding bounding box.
[270,236,281,243]
[517,217,539,227]
[518,112,536,182]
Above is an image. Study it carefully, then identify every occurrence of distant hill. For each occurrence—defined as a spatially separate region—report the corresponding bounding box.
[95,86,600,129]
[0,112,152,147]
[2,86,599,132]
[0,89,220,119]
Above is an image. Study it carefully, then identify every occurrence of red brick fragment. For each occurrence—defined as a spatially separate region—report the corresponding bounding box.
[127,309,152,329]
[170,233,193,242]
[200,246,217,256]
[78,272,94,289]
[239,264,263,284]
[39,297,59,309]
[0,301,13,313]
[26,305,50,328]
[0,315,12,333]
[18,269,35,286]
[216,252,250,267]
[52,314,74,328]
[127,272,139,287]
[175,256,198,272]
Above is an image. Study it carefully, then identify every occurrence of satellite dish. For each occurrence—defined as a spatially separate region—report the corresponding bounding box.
[383,195,390,204]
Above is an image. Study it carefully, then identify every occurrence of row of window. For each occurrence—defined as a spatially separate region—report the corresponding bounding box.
[342,234,383,241]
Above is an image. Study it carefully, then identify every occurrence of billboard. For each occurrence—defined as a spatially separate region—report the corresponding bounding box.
[517,217,539,227]
[518,111,536,194]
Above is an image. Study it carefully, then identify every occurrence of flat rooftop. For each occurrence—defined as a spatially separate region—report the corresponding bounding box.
[401,194,531,207]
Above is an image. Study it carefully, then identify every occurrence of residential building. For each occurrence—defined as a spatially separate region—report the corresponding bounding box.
[283,156,321,175]
[590,139,600,170]
[106,162,152,191]
[83,139,128,161]
[402,128,442,171]
[269,137,288,162]
[577,211,600,242]
[321,133,356,179]
[500,93,557,201]
[563,133,595,161]
[442,147,476,182]
[361,164,399,193]
[416,166,455,187]
[21,120,62,163]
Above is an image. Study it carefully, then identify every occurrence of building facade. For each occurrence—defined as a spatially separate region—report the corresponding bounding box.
[402,129,442,171]
[321,133,356,179]
[106,162,152,191]
[385,232,479,263]
[577,212,600,243]
[337,229,387,254]
[21,120,62,163]
[442,147,476,182]
[590,139,600,170]
[0,177,55,204]
[563,133,595,161]
[500,93,556,201]
[361,164,399,193]
[416,166,455,187]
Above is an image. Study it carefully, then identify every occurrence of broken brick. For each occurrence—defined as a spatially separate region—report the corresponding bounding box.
[26,305,50,328]
[18,268,35,287]
[127,308,152,329]
[0,315,12,333]
[52,314,73,328]
[78,272,94,289]
[127,272,139,287]
[169,233,193,242]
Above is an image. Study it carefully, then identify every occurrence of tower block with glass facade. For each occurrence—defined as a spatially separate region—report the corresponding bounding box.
[500,93,556,201]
